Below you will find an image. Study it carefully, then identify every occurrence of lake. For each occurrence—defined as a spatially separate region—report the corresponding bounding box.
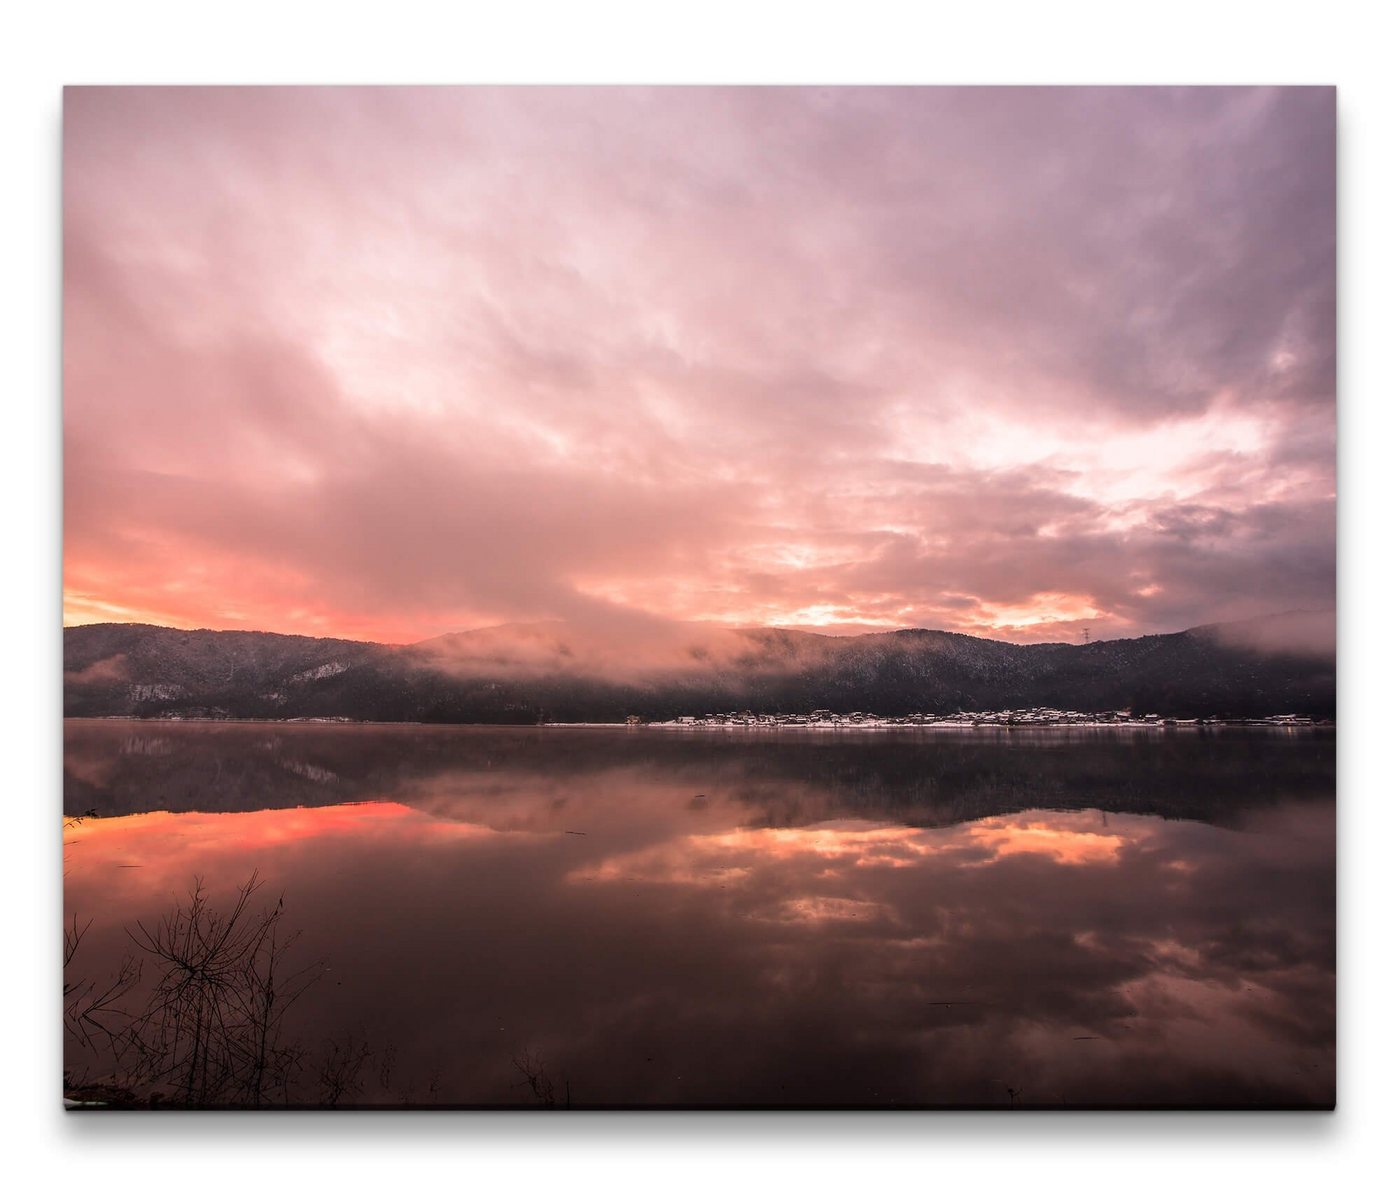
[62,720,1335,1108]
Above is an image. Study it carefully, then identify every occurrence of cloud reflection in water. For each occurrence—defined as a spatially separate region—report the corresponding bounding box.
[63,725,1333,1106]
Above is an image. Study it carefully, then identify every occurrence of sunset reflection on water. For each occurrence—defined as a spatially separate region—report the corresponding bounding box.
[63,723,1334,1107]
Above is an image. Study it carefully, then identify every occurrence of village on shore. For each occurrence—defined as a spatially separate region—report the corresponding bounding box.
[641,708,1328,729]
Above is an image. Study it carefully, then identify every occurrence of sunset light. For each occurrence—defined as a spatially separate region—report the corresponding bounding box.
[62,87,1334,646]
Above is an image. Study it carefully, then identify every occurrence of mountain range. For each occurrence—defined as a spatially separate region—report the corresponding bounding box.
[63,612,1335,723]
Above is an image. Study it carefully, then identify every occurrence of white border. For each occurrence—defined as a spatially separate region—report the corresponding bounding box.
[6,2,1397,1185]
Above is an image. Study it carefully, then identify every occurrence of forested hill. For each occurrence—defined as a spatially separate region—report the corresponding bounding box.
[63,612,1335,723]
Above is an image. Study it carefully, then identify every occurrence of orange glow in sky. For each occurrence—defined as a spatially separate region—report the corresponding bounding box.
[63,88,1335,645]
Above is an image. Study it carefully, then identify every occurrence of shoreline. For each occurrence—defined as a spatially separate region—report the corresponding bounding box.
[65,715,1334,730]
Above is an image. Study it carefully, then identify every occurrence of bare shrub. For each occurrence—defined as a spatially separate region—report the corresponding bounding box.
[316,1033,373,1106]
[513,1048,569,1107]
[63,913,142,1070]
[121,872,318,1105]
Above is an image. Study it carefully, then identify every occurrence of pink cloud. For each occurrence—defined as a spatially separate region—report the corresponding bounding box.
[63,87,1335,644]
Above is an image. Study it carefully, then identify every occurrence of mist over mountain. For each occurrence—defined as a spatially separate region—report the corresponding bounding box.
[63,612,1335,723]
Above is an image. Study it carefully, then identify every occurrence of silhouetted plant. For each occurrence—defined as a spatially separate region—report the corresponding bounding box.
[63,913,142,1065]
[377,1042,398,1093]
[513,1048,569,1107]
[316,1032,373,1106]
[121,872,318,1105]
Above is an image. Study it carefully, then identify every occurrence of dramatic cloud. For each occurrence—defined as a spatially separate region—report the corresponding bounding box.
[63,87,1335,644]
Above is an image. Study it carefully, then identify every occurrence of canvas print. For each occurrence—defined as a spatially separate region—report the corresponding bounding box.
[62,86,1335,1109]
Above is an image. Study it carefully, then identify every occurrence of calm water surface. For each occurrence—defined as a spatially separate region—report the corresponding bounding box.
[63,721,1335,1107]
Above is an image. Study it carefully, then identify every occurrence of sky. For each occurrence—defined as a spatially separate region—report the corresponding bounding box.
[62,86,1336,646]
